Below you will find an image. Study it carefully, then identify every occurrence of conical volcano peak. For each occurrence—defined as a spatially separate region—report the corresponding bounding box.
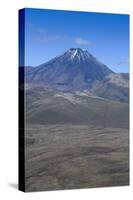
[67,48,83,55]
[69,48,82,51]
[68,47,89,54]
[25,47,128,103]
[27,47,114,91]
[66,48,93,61]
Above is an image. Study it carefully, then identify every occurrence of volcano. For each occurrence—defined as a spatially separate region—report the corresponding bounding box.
[25,48,129,103]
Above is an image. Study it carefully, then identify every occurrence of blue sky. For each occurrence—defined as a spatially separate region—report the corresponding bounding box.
[25,8,129,73]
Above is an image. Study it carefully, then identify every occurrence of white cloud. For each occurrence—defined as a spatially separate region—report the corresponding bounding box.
[75,37,90,45]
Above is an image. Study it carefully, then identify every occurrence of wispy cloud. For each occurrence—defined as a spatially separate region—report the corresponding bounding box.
[27,22,46,34]
[75,37,90,45]
[35,28,46,34]
[28,23,61,43]
[37,35,61,43]
[117,58,129,66]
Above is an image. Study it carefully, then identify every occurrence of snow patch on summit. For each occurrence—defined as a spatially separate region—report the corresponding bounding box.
[71,49,78,60]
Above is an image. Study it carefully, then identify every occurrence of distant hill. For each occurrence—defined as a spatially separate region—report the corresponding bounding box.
[25,85,129,128]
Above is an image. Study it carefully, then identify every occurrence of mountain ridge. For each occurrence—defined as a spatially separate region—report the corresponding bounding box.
[22,48,129,103]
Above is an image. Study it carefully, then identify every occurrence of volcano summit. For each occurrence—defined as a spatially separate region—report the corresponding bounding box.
[25,48,129,103]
